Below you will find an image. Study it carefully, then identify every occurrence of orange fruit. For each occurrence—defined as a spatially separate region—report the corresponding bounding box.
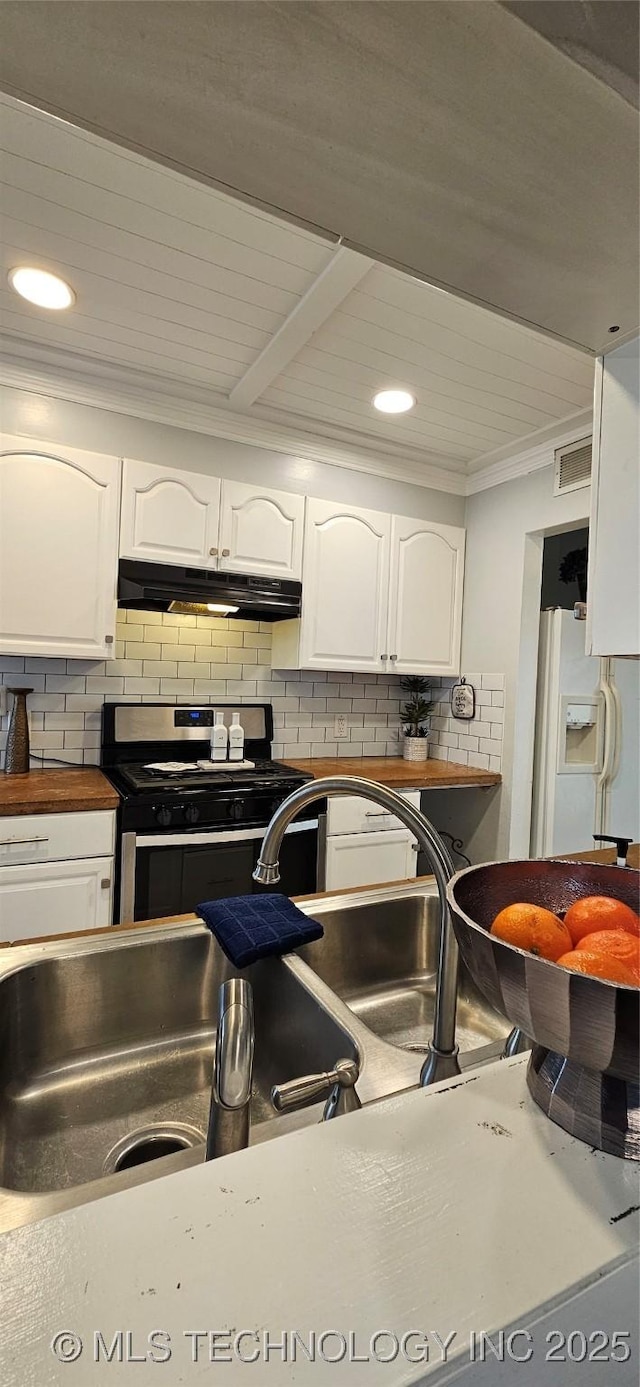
[575,929,640,983]
[556,950,638,986]
[490,902,572,961]
[563,895,640,946]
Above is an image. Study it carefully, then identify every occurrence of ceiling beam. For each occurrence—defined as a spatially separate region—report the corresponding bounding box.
[228,245,373,410]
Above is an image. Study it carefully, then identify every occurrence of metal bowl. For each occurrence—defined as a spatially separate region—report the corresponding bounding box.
[447,861,640,1159]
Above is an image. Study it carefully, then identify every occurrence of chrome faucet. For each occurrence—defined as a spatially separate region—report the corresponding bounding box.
[205,978,255,1159]
[253,777,460,1085]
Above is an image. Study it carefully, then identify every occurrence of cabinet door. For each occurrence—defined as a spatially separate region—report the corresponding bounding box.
[218,480,304,579]
[0,856,114,943]
[587,338,639,656]
[388,515,465,676]
[325,831,417,891]
[120,458,221,568]
[300,499,391,672]
[0,435,120,659]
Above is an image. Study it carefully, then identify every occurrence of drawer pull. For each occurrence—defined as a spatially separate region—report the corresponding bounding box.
[0,835,49,846]
[364,811,391,818]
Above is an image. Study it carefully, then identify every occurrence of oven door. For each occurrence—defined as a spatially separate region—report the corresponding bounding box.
[119,820,319,923]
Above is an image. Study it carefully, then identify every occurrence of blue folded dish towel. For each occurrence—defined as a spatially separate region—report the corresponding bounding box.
[197,893,324,968]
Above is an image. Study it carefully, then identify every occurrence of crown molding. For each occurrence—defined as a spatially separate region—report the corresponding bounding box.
[465,410,593,494]
[0,340,468,496]
[0,341,594,499]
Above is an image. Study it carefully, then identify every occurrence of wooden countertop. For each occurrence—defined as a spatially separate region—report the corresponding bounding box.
[0,768,119,816]
[282,754,501,789]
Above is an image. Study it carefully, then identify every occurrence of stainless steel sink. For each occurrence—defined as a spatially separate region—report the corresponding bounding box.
[298,885,511,1061]
[0,922,363,1231]
[0,881,512,1232]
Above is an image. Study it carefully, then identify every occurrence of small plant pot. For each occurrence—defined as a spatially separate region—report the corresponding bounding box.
[402,736,429,762]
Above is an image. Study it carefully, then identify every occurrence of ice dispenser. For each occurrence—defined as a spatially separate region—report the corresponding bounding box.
[558,695,604,773]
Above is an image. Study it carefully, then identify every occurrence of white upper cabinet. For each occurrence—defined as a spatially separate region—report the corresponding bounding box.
[0,434,120,659]
[218,480,304,579]
[120,458,221,568]
[388,515,465,676]
[272,497,465,675]
[295,499,391,672]
[587,338,639,656]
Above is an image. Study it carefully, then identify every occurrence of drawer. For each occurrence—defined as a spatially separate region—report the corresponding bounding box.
[326,788,421,837]
[0,811,116,866]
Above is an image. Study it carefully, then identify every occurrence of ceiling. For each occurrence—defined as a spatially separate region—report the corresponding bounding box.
[0,1,637,354]
[0,93,594,485]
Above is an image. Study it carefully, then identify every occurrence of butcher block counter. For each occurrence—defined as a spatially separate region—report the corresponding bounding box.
[0,768,119,816]
[282,755,501,790]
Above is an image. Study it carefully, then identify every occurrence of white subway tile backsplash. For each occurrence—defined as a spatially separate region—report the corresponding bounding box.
[426,671,504,774]
[1,612,465,767]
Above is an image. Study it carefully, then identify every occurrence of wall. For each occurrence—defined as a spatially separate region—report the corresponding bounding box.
[0,385,465,526]
[461,463,591,858]
[0,611,406,765]
[0,382,473,768]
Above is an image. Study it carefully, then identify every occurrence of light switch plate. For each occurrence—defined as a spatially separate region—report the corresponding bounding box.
[334,714,349,739]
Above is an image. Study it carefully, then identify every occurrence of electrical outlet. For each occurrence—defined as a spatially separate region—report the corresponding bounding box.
[334,714,349,740]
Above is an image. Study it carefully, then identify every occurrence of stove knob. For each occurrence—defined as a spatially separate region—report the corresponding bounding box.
[185,804,200,825]
[229,799,244,822]
[155,806,172,827]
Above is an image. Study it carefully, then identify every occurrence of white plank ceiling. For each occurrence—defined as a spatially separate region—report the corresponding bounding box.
[0,95,594,482]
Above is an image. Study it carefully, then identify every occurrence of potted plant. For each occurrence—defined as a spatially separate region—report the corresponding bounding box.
[400,676,433,762]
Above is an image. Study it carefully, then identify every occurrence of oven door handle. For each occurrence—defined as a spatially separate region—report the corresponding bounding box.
[133,819,319,848]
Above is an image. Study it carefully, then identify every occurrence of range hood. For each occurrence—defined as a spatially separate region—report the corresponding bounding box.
[118,560,301,622]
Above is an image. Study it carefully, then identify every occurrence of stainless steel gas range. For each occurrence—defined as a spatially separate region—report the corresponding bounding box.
[101,703,318,923]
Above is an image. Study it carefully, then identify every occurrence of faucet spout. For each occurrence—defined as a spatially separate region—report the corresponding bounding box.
[254,776,460,1085]
[206,978,255,1160]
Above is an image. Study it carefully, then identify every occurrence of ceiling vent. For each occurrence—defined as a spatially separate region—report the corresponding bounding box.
[553,436,592,495]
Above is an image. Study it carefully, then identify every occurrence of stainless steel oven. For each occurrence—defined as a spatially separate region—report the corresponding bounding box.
[120,817,319,923]
[101,702,320,923]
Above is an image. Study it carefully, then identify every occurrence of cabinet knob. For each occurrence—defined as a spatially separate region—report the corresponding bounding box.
[105,635,114,644]
[390,654,398,661]
[100,877,111,889]
[209,547,218,557]
[221,548,230,557]
[381,654,388,661]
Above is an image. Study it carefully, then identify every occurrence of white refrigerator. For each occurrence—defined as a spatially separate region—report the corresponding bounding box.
[531,608,639,857]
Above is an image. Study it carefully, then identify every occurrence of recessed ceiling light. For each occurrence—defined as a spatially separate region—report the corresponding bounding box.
[372,388,416,414]
[8,266,75,310]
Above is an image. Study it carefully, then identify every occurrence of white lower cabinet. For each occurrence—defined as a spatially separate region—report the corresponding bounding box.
[0,857,114,942]
[325,831,418,891]
[0,810,116,942]
[324,789,421,891]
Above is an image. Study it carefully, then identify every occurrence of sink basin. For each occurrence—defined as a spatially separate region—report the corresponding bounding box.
[0,922,360,1229]
[0,881,512,1232]
[297,888,512,1060]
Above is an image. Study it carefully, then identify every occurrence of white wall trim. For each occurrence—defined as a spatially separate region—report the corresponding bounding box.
[0,344,593,499]
[465,410,593,494]
[0,341,468,497]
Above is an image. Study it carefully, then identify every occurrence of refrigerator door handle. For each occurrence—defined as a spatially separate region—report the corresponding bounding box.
[595,660,616,837]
